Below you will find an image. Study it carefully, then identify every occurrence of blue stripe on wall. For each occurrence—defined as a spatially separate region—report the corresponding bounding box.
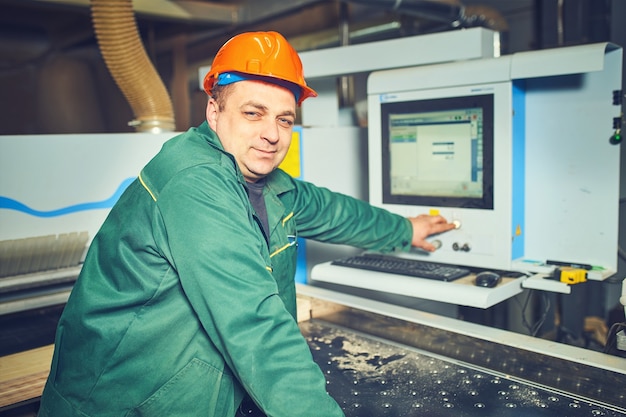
[0,177,135,218]
[511,80,526,260]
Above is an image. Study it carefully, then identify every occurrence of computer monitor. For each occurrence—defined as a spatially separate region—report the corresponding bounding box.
[381,94,494,210]
[368,81,518,270]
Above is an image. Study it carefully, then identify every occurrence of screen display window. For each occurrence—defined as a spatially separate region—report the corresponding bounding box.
[381,94,494,209]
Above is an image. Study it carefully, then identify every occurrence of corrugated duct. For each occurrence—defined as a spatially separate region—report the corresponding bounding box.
[91,0,175,132]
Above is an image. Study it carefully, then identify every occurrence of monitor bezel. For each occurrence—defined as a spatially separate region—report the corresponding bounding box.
[381,93,495,210]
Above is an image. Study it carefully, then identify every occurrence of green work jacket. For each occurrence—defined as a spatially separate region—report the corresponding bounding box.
[38,122,413,417]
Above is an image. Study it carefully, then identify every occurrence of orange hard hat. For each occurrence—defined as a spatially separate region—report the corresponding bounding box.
[203,31,317,106]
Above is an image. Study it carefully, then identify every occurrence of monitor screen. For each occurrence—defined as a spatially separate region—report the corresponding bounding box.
[381,94,494,209]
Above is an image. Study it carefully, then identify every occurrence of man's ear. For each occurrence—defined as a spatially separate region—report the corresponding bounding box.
[206,98,218,131]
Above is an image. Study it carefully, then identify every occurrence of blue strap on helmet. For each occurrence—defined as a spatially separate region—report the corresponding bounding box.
[216,72,301,103]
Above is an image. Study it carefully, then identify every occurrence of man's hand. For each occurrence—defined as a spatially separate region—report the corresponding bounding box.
[408,214,456,252]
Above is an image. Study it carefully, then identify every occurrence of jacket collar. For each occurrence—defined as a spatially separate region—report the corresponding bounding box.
[198,121,225,151]
[199,121,296,196]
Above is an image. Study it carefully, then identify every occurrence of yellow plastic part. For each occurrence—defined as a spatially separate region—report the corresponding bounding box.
[558,267,587,284]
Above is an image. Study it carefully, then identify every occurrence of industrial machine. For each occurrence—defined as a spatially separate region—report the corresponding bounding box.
[311,41,623,309]
[0,132,173,315]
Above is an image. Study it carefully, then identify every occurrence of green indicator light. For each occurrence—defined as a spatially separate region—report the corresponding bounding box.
[610,132,622,145]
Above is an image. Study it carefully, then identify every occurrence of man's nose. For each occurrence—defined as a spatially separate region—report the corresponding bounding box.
[261,119,280,144]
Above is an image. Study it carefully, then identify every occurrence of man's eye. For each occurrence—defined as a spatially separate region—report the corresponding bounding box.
[244,111,261,119]
[278,118,294,128]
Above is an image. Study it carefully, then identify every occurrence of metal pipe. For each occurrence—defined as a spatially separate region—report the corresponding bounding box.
[338,1,352,108]
[345,0,467,27]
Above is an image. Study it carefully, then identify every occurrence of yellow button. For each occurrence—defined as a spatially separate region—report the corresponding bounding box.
[429,209,440,216]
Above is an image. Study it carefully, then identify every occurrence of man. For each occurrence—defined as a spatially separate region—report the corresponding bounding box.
[38,31,455,417]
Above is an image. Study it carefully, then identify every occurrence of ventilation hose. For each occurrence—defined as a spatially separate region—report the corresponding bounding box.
[91,0,175,132]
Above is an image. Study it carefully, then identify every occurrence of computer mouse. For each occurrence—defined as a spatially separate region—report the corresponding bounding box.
[474,271,502,288]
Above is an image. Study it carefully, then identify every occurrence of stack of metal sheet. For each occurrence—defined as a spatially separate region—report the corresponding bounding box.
[0,232,88,278]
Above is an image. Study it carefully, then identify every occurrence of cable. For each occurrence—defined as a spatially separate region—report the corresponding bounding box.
[619,245,626,263]
[616,197,626,261]
[604,322,626,356]
[514,290,552,337]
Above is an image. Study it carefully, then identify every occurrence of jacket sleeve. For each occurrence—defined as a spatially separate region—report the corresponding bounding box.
[291,178,413,252]
[155,166,345,417]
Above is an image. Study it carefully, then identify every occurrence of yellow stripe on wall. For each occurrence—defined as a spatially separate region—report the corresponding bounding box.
[278,129,301,178]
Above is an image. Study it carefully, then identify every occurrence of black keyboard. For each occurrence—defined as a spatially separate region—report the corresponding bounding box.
[331,253,470,282]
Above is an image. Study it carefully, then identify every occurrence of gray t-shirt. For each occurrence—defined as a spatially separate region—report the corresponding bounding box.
[246,178,270,244]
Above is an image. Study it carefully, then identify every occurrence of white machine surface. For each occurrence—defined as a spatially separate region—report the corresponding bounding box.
[298,27,498,128]
[1,132,173,243]
[0,132,174,313]
[311,42,623,308]
[311,261,524,308]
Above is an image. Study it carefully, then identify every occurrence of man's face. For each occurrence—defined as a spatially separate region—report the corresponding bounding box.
[207,80,296,183]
